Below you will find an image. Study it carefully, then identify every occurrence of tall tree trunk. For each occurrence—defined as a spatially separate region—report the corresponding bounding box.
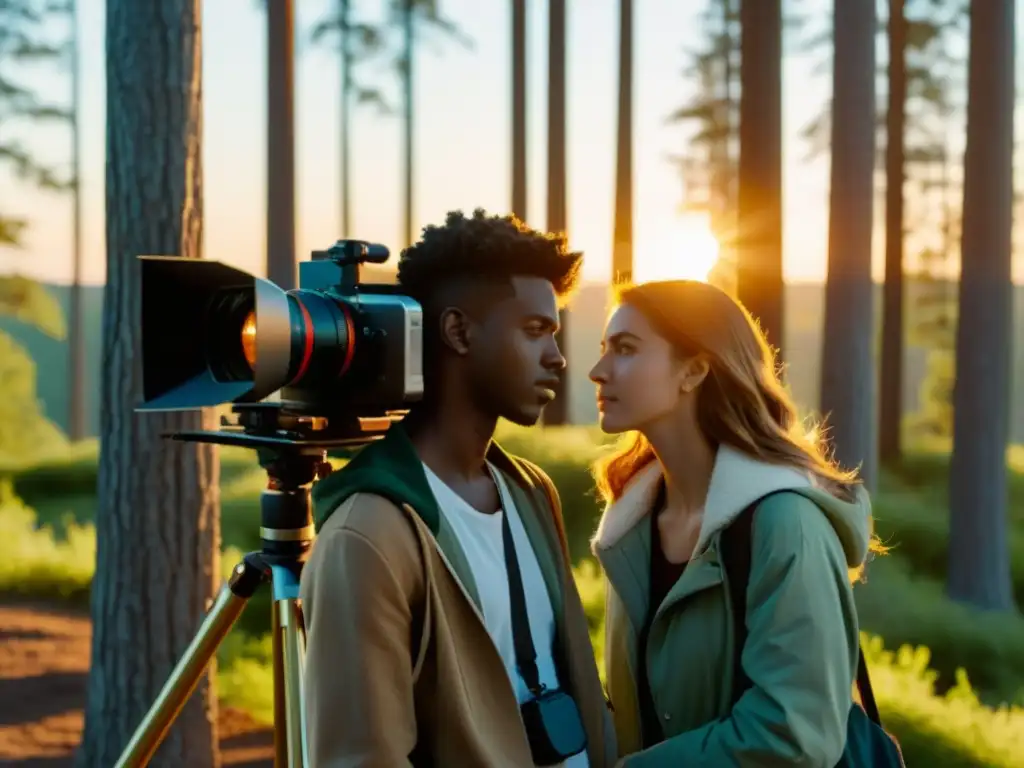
[611,0,633,286]
[267,0,296,289]
[947,0,1016,612]
[339,0,352,237]
[511,0,527,219]
[68,0,85,441]
[402,0,415,247]
[712,0,735,291]
[879,0,907,466]
[75,1,221,765]
[736,0,783,353]
[544,0,569,425]
[820,0,878,493]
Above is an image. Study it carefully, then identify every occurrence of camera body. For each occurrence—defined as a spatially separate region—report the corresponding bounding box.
[138,240,424,442]
[280,244,424,413]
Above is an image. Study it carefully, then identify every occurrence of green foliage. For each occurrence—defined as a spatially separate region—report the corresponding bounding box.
[0,275,69,468]
[872,453,1024,607]
[0,332,68,466]
[0,477,93,602]
[860,634,1024,766]
[5,425,1024,763]
[0,275,66,338]
[855,550,1024,707]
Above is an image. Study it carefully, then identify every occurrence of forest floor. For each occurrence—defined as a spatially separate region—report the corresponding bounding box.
[0,601,273,767]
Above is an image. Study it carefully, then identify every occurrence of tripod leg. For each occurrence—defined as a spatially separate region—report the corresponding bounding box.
[272,597,287,766]
[270,564,309,768]
[114,556,267,768]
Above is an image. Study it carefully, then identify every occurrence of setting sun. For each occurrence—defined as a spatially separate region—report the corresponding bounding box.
[633,212,721,284]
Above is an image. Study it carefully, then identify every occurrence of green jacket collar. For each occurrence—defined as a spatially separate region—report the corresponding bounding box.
[311,421,564,619]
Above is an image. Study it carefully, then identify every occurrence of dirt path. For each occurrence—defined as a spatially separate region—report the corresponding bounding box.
[0,603,273,767]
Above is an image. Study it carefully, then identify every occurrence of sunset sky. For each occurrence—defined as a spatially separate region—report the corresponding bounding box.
[3,0,1022,288]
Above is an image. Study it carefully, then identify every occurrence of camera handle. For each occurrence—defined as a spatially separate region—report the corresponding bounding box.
[113,450,328,768]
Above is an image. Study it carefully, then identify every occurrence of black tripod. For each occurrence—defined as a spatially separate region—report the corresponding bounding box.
[114,440,331,768]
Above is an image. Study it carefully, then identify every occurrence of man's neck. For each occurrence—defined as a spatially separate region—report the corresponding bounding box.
[405,398,499,483]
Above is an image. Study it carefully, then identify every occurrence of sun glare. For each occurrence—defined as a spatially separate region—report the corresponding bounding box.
[633,212,721,284]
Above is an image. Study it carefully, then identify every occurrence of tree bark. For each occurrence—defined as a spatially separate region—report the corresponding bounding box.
[511,0,527,220]
[267,0,297,289]
[68,0,86,442]
[736,0,783,354]
[75,1,222,765]
[611,0,633,286]
[339,0,352,237]
[879,0,906,466]
[402,0,415,247]
[544,0,570,425]
[820,0,878,493]
[947,0,1016,612]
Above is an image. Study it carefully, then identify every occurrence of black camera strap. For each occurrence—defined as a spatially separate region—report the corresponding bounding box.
[501,508,544,695]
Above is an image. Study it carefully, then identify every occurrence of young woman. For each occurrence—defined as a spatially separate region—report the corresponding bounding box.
[588,279,882,767]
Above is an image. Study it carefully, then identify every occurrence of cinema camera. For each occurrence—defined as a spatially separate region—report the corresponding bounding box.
[115,241,423,768]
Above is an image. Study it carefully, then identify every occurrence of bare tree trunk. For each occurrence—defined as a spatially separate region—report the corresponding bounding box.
[403,0,415,247]
[736,0,783,354]
[75,1,222,765]
[611,0,633,286]
[947,0,1016,612]
[267,0,296,289]
[820,0,878,493]
[339,0,352,237]
[68,0,86,441]
[544,0,569,425]
[511,0,527,220]
[879,0,907,466]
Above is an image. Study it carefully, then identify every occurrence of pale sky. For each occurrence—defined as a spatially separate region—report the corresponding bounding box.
[3,0,1020,288]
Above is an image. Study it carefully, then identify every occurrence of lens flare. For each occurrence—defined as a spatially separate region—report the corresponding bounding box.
[634,212,721,284]
[241,310,257,368]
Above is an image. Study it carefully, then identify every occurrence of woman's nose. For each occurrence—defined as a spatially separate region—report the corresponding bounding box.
[589,360,607,384]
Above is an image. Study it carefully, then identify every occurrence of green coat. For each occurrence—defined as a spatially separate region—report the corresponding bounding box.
[592,444,872,767]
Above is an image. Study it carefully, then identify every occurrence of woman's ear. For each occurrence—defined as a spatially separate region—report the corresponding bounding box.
[439,307,472,355]
[680,355,711,394]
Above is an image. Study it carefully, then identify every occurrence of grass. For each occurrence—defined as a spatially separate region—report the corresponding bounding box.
[3,425,1024,765]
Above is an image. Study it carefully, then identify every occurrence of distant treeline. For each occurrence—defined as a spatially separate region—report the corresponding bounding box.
[6,279,1024,442]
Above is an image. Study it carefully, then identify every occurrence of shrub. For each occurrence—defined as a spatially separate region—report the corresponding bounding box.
[7,442,262,502]
[0,478,94,603]
[874,464,1024,606]
[855,553,1024,706]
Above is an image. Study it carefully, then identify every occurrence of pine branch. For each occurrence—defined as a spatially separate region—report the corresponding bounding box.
[0,0,76,247]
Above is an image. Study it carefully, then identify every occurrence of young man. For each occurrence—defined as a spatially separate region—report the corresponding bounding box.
[300,210,616,767]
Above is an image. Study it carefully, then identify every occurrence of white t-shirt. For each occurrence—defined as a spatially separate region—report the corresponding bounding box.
[423,462,590,768]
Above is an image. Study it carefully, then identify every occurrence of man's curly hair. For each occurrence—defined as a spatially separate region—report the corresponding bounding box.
[396,208,583,303]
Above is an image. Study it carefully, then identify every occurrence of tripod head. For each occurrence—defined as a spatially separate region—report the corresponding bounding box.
[166,400,399,453]
[163,401,391,565]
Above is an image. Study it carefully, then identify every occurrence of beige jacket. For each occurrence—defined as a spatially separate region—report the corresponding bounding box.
[300,430,616,767]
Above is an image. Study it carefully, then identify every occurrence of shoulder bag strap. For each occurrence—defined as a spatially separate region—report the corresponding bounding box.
[501,505,545,696]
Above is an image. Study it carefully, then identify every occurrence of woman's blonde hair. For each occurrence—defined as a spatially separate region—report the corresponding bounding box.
[590,280,885,568]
